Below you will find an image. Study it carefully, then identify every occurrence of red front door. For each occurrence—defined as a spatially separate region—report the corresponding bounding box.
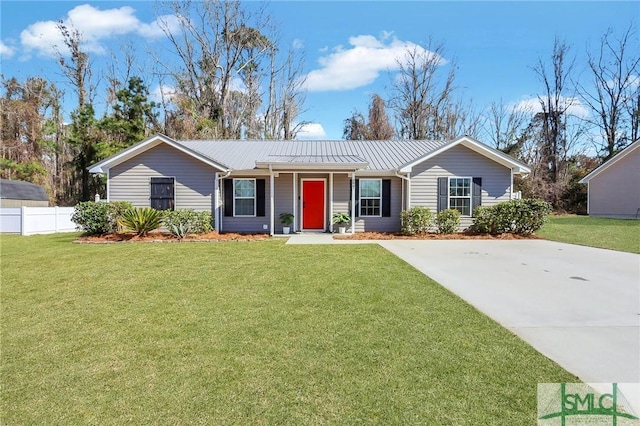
[302,180,325,230]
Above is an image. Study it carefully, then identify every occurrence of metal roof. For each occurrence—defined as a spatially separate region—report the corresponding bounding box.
[176,139,449,171]
[0,179,48,201]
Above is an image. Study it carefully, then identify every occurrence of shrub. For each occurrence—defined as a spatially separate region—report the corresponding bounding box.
[469,206,495,234]
[162,209,213,238]
[72,201,134,235]
[72,202,114,235]
[400,207,433,235]
[435,209,461,234]
[118,207,163,236]
[469,199,552,235]
[109,201,134,232]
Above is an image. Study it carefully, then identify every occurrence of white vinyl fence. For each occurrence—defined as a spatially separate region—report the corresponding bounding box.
[0,207,76,235]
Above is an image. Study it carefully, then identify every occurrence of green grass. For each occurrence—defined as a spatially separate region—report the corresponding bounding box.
[1,233,575,424]
[538,215,640,254]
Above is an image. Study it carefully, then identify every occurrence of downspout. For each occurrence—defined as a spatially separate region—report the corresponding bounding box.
[395,172,411,210]
[106,170,110,202]
[216,170,232,232]
[510,168,514,199]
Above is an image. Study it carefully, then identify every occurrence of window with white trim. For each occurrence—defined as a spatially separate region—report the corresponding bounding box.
[359,179,381,217]
[234,178,256,216]
[449,177,471,216]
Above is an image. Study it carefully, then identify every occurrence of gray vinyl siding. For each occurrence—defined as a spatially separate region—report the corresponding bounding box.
[274,174,294,233]
[332,174,352,232]
[354,177,402,232]
[410,145,511,228]
[220,175,271,233]
[109,143,215,211]
[588,146,640,219]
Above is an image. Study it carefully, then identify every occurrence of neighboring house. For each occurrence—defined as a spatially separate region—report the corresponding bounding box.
[88,134,530,234]
[0,179,49,207]
[579,139,640,219]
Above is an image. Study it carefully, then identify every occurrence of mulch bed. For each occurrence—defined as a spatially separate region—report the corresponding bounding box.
[76,231,537,243]
[75,231,270,243]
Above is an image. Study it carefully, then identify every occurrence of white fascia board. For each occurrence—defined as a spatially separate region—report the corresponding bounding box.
[399,136,531,174]
[88,133,229,174]
[579,139,640,184]
[255,162,369,171]
[354,170,399,177]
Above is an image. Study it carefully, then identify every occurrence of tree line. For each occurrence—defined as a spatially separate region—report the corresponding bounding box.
[342,30,638,212]
[1,0,637,213]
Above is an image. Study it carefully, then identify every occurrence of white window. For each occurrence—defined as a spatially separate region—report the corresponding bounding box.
[234,179,256,216]
[449,177,471,216]
[360,179,381,217]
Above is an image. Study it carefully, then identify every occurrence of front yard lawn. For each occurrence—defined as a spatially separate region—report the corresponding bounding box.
[538,215,640,254]
[1,233,575,424]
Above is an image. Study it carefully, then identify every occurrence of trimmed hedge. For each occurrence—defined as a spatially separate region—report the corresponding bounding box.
[435,209,461,234]
[400,207,434,235]
[469,199,552,235]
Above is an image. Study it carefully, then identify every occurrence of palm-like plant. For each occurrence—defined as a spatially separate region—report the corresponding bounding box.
[118,207,163,236]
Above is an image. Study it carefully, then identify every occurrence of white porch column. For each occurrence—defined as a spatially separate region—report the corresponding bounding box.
[350,172,356,234]
[269,168,275,236]
[329,173,334,233]
[293,172,298,232]
[213,173,220,231]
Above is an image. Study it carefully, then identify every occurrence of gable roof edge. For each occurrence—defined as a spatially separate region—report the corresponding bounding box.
[579,139,640,183]
[399,135,531,173]
[88,134,230,174]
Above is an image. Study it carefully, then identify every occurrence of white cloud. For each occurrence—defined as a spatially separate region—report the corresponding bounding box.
[0,40,15,58]
[296,123,327,140]
[150,84,178,103]
[138,15,181,39]
[20,4,179,57]
[292,38,304,50]
[514,96,590,119]
[304,34,443,92]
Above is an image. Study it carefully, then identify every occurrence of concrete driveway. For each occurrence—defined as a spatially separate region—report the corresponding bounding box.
[379,239,640,411]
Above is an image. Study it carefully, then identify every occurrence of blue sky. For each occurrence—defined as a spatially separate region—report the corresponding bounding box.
[0,1,637,140]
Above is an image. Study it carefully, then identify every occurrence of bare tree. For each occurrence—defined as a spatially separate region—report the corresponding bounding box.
[343,94,394,140]
[56,22,94,109]
[260,38,308,140]
[342,110,368,140]
[367,94,394,139]
[389,41,457,140]
[577,25,640,160]
[532,38,577,184]
[482,99,531,155]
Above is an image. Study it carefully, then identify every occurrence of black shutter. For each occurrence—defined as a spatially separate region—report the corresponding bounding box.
[224,179,233,217]
[256,179,265,217]
[437,177,448,212]
[472,177,482,215]
[382,179,391,217]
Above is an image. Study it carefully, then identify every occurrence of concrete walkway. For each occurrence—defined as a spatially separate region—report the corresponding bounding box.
[285,234,640,411]
[284,232,378,245]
